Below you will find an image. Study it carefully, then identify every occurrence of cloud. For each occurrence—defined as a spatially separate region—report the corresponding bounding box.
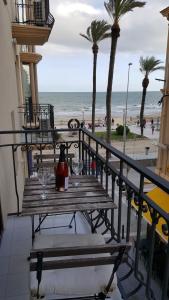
[55,2,102,17]
[44,0,106,53]
[39,0,169,57]
[116,1,168,55]
[37,43,91,56]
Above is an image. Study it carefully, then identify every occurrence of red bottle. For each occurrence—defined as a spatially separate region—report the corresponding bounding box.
[54,144,69,192]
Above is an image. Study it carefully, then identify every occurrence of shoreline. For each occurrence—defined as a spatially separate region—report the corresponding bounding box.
[54,112,161,128]
[52,112,160,159]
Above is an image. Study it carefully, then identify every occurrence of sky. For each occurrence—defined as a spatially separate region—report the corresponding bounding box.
[37,0,169,92]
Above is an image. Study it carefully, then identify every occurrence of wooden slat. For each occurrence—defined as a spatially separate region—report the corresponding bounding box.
[30,243,131,258]
[24,187,106,200]
[30,255,122,271]
[24,181,101,191]
[25,175,97,185]
[23,196,114,209]
[34,153,74,160]
[23,191,107,202]
[22,202,116,216]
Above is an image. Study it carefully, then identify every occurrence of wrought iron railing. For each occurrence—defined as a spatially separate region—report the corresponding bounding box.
[14,0,55,29]
[0,127,169,299]
[18,102,54,130]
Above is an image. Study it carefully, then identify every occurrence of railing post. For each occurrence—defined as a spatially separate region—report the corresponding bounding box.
[88,136,91,175]
[126,187,133,242]
[96,142,99,178]
[134,174,144,276]
[82,131,85,175]
[25,131,31,177]
[111,173,116,240]
[105,149,109,195]
[145,210,158,298]
[162,226,169,300]
[79,129,81,160]
[12,145,20,215]
[117,160,123,242]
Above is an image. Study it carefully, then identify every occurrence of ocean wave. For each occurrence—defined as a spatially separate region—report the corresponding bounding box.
[41,91,162,118]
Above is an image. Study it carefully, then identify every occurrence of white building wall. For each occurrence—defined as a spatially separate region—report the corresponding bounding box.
[0,1,24,226]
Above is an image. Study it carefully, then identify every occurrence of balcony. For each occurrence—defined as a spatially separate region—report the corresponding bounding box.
[0,128,169,299]
[20,51,42,64]
[18,102,54,131]
[12,0,55,45]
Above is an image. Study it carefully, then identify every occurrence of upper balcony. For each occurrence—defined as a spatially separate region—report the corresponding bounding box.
[12,0,55,45]
[18,102,54,130]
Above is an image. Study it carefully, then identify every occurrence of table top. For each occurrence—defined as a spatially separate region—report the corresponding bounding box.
[22,175,116,216]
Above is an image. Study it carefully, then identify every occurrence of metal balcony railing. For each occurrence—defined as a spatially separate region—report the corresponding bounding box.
[0,127,169,299]
[14,0,54,29]
[18,102,54,130]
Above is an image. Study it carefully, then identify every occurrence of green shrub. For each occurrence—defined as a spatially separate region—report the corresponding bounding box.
[116,125,130,136]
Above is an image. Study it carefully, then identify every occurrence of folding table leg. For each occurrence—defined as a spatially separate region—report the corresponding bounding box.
[69,212,77,233]
[31,215,35,245]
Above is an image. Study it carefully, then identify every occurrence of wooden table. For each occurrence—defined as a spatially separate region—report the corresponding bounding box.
[22,175,117,241]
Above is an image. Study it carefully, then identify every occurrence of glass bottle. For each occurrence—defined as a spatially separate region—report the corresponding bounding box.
[54,144,69,192]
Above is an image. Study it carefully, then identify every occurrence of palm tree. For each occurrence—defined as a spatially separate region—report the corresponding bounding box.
[104,0,145,144]
[139,56,164,136]
[80,20,111,133]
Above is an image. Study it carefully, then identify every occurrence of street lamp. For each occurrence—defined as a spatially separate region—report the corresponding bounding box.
[123,62,132,154]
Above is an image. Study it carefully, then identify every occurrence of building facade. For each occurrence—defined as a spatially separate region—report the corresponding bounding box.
[0,0,54,235]
[156,7,169,180]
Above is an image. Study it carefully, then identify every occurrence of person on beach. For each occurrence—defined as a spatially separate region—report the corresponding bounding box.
[105,115,107,125]
[151,118,154,126]
[143,119,146,128]
[137,120,140,126]
[152,124,155,134]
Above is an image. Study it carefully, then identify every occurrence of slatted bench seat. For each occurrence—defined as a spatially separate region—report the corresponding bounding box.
[30,234,131,300]
[33,153,75,169]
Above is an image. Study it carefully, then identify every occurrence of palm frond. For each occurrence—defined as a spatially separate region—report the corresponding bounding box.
[139,56,164,76]
[80,19,111,45]
[79,33,91,42]
[99,32,112,41]
[104,0,145,23]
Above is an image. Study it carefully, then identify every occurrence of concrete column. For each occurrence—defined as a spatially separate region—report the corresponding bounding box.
[34,63,39,103]
[16,53,24,106]
[30,63,36,105]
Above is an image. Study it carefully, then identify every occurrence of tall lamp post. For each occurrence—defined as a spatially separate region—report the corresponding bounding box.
[123,62,132,154]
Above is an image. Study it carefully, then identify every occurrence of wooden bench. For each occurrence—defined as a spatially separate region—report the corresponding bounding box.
[30,234,131,300]
[33,153,74,169]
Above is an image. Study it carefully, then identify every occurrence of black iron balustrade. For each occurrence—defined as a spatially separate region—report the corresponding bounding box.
[0,127,169,299]
[18,102,54,130]
[14,0,54,28]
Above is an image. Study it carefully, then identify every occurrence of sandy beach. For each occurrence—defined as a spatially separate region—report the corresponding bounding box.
[54,112,160,129]
[53,112,160,159]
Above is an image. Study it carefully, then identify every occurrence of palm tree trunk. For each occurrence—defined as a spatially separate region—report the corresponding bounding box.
[140,77,149,136]
[92,44,98,134]
[106,24,120,144]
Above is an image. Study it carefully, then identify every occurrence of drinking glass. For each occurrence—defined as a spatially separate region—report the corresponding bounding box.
[38,167,50,199]
[72,159,83,187]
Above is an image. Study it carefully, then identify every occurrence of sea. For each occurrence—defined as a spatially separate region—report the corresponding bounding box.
[39,91,162,120]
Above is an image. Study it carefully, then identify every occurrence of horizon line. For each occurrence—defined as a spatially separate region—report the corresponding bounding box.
[38,90,161,93]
